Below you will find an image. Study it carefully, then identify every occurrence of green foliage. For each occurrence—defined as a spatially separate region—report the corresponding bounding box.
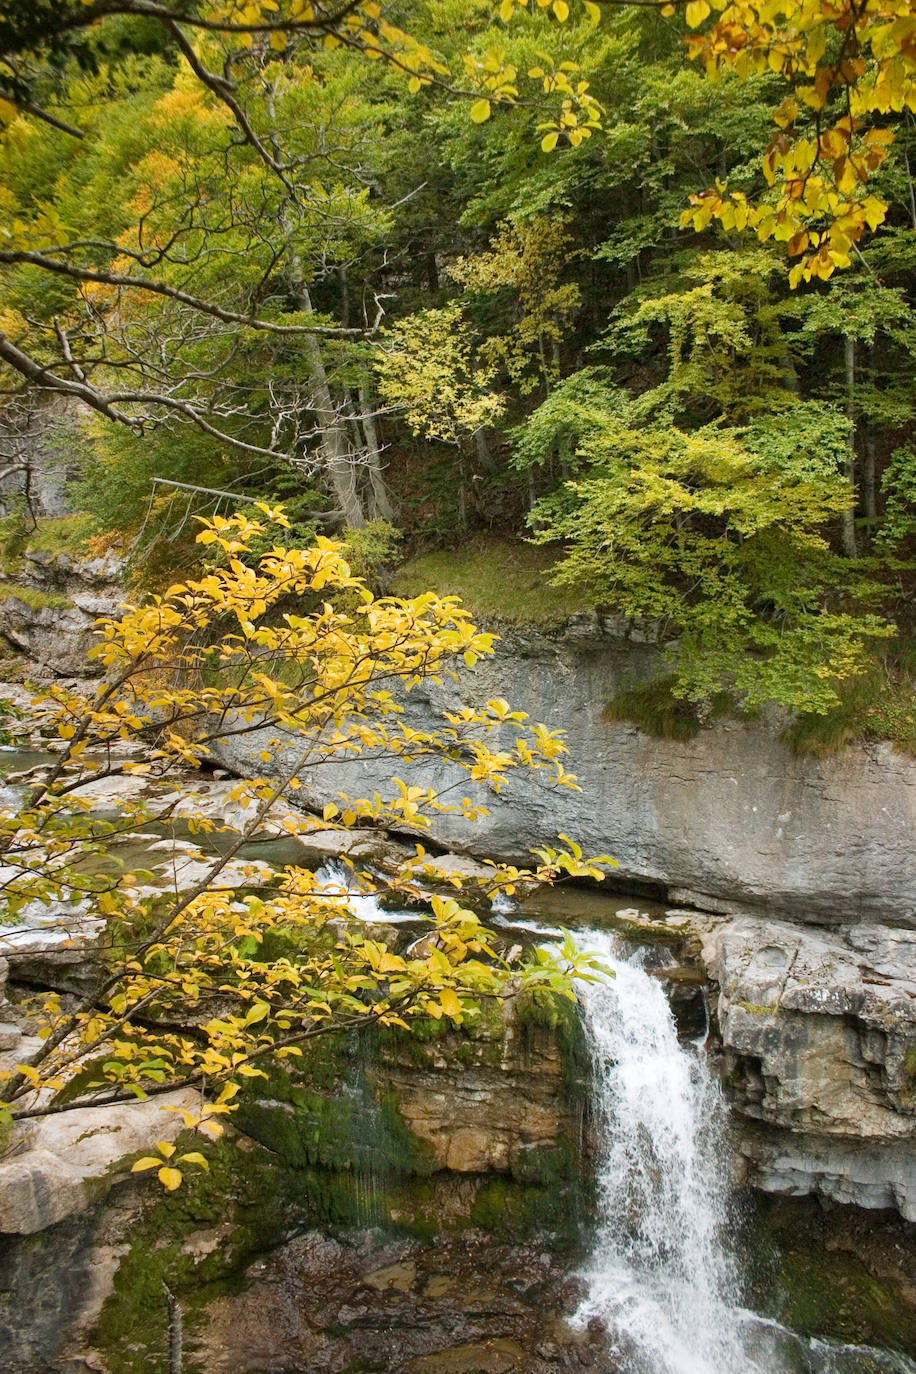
[375,304,504,443]
[528,393,893,713]
[782,653,916,757]
[1,0,915,725]
[876,447,916,558]
[342,519,403,582]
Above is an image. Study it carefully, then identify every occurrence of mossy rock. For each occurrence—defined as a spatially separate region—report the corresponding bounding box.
[92,1135,309,1374]
[743,1193,916,1356]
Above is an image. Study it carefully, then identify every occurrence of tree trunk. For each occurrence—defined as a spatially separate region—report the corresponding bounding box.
[359,385,395,521]
[842,334,858,558]
[297,283,365,528]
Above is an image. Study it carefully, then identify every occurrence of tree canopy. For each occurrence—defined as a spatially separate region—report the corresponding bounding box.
[0,0,913,726]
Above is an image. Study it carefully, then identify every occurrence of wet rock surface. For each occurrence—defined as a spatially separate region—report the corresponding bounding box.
[194,1232,608,1374]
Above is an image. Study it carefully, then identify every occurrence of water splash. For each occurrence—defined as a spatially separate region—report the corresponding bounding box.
[572,929,916,1374]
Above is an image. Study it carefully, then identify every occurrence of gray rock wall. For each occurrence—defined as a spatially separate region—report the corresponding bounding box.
[212,626,916,926]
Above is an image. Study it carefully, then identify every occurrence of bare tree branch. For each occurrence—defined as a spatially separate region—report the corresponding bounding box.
[0,249,367,337]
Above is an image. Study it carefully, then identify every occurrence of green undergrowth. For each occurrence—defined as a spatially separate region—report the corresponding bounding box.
[389,539,586,629]
[605,659,916,756]
[0,512,98,575]
[603,675,736,741]
[783,653,916,757]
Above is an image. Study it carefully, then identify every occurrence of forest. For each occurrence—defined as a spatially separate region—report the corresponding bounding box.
[0,0,915,733]
[1,8,916,1373]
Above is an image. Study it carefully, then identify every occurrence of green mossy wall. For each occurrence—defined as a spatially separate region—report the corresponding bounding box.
[92,999,587,1373]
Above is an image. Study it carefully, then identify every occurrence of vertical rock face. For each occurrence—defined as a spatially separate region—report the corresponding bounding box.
[374,999,584,1181]
[702,916,916,1219]
[0,548,125,677]
[211,624,916,925]
[0,1000,589,1374]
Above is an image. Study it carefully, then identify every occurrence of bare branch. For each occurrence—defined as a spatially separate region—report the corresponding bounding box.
[0,249,367,337]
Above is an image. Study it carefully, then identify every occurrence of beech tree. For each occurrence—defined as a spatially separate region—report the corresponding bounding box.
[0,507,609,1184]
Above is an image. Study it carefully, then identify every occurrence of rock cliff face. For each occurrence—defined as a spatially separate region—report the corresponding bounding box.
[0,548,124,677]
[211,624,916,926]
[702,915,916,1220]
[0,1000,589,1374]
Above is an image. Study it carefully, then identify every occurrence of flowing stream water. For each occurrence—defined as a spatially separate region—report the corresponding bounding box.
[572,928,916,1374]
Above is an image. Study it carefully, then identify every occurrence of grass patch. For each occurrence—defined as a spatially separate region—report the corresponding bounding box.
[783,657,916,758]
[389,538,586,628]
[0,582,70,610]
[24,513,98,558]
[0,512,99,576]
[603,675,734,741]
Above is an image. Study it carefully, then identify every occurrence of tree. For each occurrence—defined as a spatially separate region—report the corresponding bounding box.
[0,505,608,1184]
[680,0,916,285]
[0,0,602,525]
[521,374,894,711]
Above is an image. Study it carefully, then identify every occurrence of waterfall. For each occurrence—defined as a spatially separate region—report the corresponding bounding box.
[572,929,916,1374]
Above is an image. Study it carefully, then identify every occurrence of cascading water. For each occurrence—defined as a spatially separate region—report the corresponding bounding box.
[573,929,751,1374]
[572,929,916,1374]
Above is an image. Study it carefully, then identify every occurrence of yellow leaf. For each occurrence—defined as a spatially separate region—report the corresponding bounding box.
[177,1152,210,1171]
[131,1157,163,1172]
[156,1140,176,1158]
[470,99,492,123]
[685,0,710,26]
[158,1166,183,1191]
[541,132,559,152]
[584,1,601,23]
[439,987,462,1019]
[552,0,569,19]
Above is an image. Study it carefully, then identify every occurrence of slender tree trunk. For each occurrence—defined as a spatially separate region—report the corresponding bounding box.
[297,282,365,528]
[473,427,497,473]
[862,345,878,535]
[842,335,858,558]
[359,384,395,521]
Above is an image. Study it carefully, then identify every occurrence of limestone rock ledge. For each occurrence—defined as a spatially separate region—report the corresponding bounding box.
[0,1087,203,1234]
[211,625,916,925]
[701,916,916,1219]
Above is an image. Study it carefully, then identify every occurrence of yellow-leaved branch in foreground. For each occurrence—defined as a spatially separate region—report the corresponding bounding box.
[0,506,611,1187]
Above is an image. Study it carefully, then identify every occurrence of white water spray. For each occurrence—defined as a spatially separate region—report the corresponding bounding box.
[572,929,916,1374]
[574,929,753,1374]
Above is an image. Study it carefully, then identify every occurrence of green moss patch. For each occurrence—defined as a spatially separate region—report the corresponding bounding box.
[92,1135,308,1374]
[389,539,585,629]
[0,582,70,610]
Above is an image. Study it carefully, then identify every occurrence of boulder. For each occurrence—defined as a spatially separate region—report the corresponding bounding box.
[0,1086,204,1234]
